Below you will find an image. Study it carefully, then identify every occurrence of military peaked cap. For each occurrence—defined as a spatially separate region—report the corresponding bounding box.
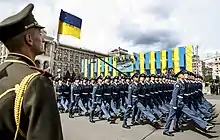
[174,70,187,77]
[0,3,44,43]
[199,75,204,80]
[131,73,139,79]
[90,78,95,81]
[121,76,126,79]
[139,73,146,78]
[96,75,103,80]
[104,75,111,80]
[74,76,81,80]
[190,72,196,77]
[113,76,119,80]
[83,77,89,81]
[126,77,131,80]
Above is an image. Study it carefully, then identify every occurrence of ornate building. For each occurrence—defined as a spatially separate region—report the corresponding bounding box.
[52,43,109,77]
[0,33,109,78]
[0,42,8,64]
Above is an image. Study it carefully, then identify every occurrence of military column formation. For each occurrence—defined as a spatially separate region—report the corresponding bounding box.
[54,70,218,135]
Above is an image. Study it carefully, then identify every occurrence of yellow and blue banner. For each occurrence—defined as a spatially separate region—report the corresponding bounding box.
[58,10,82,39]
[82,46,193,78]
[150,51,156,74]
[185,45,193,72]
[161,50,167,74]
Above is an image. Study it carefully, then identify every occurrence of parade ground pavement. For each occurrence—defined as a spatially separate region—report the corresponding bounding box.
[61,95,220,140]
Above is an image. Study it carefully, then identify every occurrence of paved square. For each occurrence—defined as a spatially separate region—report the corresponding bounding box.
[61,97,220,140]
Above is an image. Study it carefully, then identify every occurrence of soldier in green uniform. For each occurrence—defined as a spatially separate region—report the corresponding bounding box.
[0,3,63,140]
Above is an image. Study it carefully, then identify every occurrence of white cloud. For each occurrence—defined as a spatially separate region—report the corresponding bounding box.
[0,0,219,57]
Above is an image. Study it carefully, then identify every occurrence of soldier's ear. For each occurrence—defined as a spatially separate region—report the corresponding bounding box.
[24,32,34,47]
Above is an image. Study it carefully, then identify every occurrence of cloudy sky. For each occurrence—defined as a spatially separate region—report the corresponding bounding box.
[0,0,219,57]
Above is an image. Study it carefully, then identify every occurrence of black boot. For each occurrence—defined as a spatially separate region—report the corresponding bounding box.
[173,127,183,132]
[108,117,116,124]
[122,124,131,129]
[163,132,174,136]
[89,119,95,123]
[131,121,139,125]
[69,113,74,118]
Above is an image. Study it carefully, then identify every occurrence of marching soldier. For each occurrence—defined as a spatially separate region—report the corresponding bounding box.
[111,76,121,118]
[88,78,96,110]
[124,77,131,106]
[0,3,63,140]
[89,76,103,123]
[122,73,160,129]
[163,70,214,136]
[119,76,127,115]
[69,76,82,118]
[136,73,160,126]
[62,79,71,113]
[81,78,91,115]
[102,76,116,122]
[149,74,163,119]
[56,79,64,112]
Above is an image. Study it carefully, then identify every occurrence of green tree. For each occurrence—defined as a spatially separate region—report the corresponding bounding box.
[204,75,212,82]
[71,71,76,79]
[76,70,83,78]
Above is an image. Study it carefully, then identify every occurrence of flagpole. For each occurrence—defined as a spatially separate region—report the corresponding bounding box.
[56,9,62,45]
[93,55,128,77]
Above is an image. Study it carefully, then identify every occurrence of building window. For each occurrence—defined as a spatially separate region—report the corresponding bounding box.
[75,60,79,64]
[63,63,68,72]
[44,42,51,56]
[70,51,74,62]
[57,63,62,70]
[67,50,70,62]
[75,55,79,60]
[63,50,68,62]
[58,49,62,61]
[75,64,80,70]
[70,64,74,71]
[35,60,41,68]
[43,61,49,69]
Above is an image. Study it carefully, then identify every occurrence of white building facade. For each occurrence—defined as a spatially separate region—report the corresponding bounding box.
[202,55,220,78]
[192,55,205,76]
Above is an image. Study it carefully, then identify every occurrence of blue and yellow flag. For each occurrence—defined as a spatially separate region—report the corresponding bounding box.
[58,10,82,39]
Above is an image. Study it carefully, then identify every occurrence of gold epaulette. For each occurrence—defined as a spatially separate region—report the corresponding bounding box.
[14,72,41,140]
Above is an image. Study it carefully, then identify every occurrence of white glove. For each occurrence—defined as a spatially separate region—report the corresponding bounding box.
[173,107,177,110]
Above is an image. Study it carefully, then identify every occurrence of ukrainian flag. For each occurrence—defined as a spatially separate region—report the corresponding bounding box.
[58,10,82,39]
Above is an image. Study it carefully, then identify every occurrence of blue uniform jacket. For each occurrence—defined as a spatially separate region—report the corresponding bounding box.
[170,80,185,108]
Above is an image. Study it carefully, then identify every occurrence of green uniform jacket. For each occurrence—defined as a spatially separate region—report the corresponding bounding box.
[0,53,63,140]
